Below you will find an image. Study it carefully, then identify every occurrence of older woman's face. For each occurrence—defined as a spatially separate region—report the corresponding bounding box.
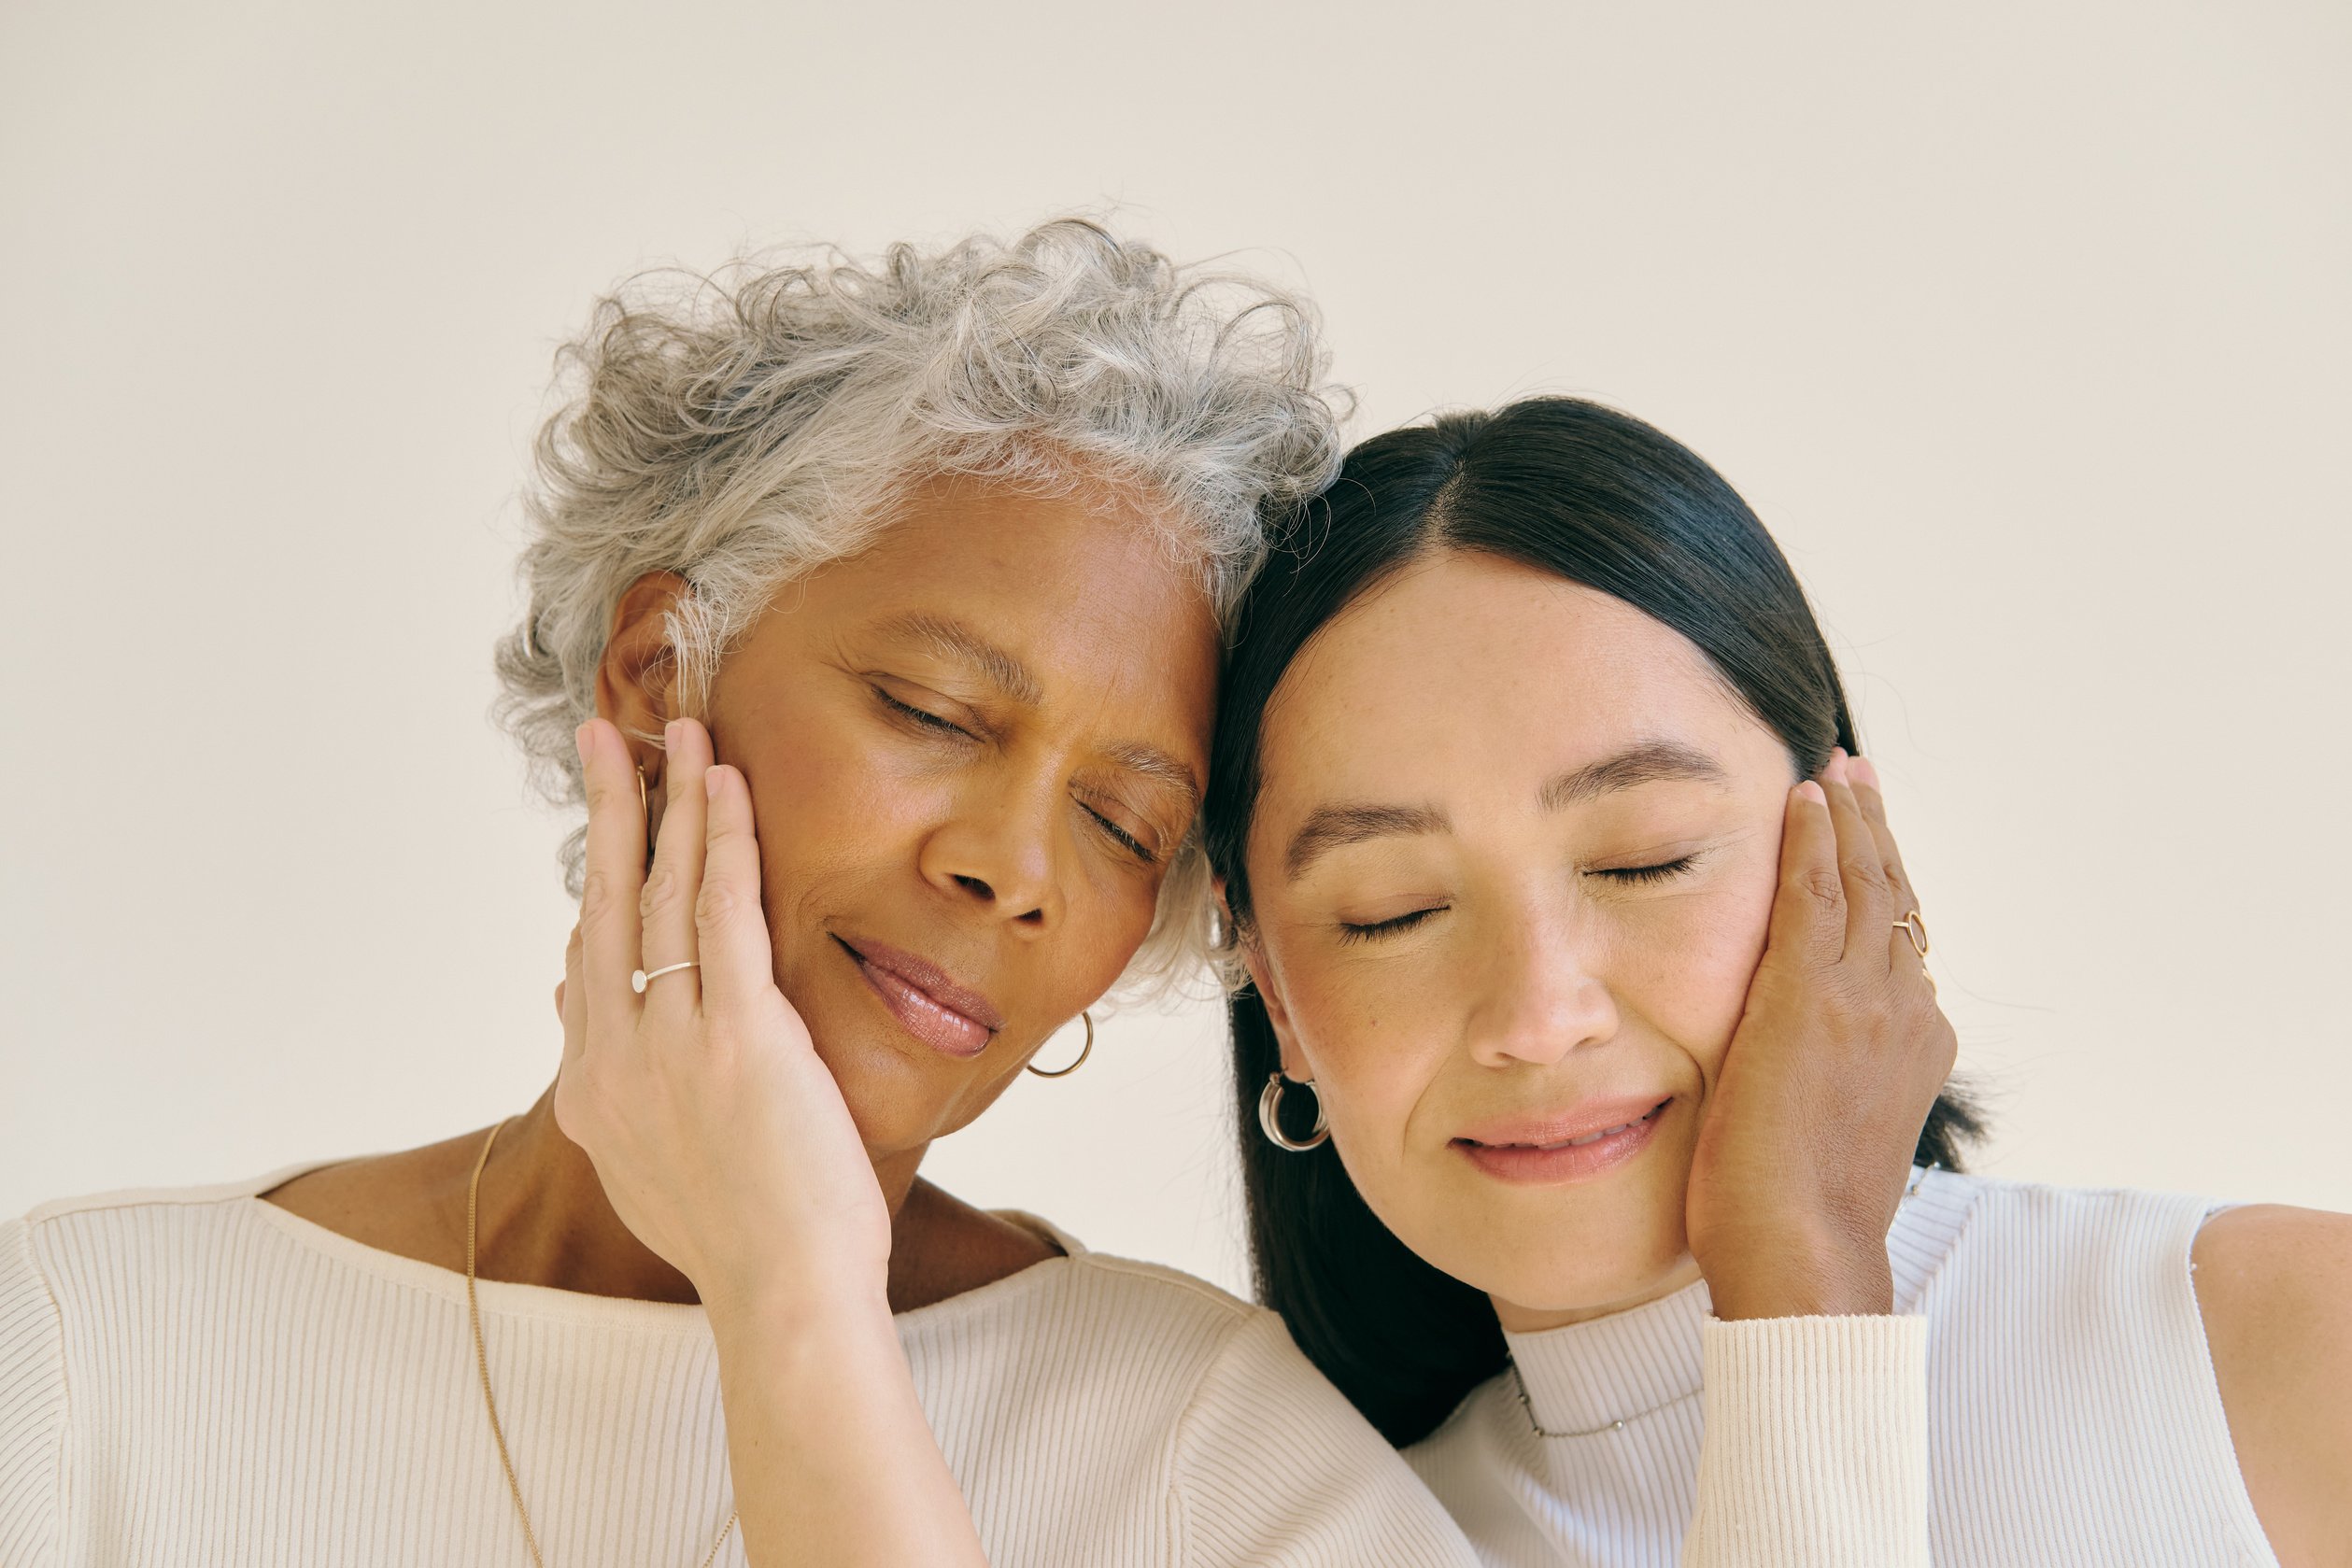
[1240,550,1797,1324]
[630,474,1218,1168]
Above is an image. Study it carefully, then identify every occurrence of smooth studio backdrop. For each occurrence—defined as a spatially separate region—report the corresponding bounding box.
[3,0,2345,1296]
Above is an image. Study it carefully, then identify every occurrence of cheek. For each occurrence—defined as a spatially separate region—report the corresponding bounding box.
[1274,945,1446,1157]
[1619,871,1779,1078]
[716,699,936,968]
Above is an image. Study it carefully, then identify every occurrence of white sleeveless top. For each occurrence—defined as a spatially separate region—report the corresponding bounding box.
[1407,1169,2279,1566]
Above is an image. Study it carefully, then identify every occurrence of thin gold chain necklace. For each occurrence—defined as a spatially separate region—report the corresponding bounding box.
[466,1118,740,1568]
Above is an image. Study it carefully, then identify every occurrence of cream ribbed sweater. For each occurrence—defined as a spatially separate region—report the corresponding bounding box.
[1408,1169,2277,1567]
[1,1166,1930,1566]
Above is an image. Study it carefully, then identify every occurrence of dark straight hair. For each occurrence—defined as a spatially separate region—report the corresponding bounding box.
[1203,397,1981,1448]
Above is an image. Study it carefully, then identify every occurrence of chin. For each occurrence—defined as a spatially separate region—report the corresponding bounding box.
[1420,1181,1693,1322]
[792,989,946,1147]
[1488,1233,1693,1320]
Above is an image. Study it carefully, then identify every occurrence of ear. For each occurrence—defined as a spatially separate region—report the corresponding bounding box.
[1234,925,1314,1083]
[594,572,691,779]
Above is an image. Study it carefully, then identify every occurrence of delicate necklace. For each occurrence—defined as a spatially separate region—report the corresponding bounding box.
[467,1118,740,1568]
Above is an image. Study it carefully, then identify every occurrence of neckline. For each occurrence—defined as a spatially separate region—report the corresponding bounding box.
[1503,1166,1979,1436]
[236,1161,1086,1334]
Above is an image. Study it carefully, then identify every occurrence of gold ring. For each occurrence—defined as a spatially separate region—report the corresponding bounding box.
[1894,910,1930,959]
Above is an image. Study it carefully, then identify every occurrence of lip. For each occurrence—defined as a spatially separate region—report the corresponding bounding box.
[833,934,1004,1060]
[1452,1095,1674,1186]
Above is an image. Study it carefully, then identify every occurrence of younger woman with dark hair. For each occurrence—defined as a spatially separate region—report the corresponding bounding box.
[1207,398,2351,1567]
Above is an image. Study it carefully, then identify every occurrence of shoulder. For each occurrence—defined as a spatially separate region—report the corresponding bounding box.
[8,1167,338,1334]
[0,1217,68,1561]
[21,1165,305,1227]
[16,1169,304,1274]
[2191,1204,2352,1565]
[1153,1292,1474,1564]
[1903,1166,2220,1294]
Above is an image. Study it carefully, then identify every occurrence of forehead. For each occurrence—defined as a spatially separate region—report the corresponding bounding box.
[1259,550,1766,803]
[787,472,1221,735]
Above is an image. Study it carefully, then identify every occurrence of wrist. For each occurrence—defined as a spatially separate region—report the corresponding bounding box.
[1699,1228,1894,1321]
[700,1266,892,1338]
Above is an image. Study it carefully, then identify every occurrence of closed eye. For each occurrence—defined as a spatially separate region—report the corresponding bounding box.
[1083,803,1158,865]
[1591,855,1697,886]
[1338,906,1447,943]
[875,687,975,741]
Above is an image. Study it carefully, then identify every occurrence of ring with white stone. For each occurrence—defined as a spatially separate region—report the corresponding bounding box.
[631,961,700,994]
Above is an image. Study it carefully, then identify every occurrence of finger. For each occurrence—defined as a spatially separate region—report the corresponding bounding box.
[697,763,781,1021]
[1848,755,1934,986]
[1845,755,1919,915]
[576,718,647,1024]
[1763,779,1846,972]
[1820,751,1894,968]
[638,717,714,1008]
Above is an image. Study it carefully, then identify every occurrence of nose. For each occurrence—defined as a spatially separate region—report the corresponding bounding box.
[917,779,1063,931]
[1465,911,1619,1068]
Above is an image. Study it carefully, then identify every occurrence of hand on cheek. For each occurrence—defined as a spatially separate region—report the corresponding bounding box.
[1681,750,1956,1321]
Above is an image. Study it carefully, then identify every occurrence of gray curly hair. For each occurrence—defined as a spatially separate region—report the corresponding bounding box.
[492,218,1348,1002]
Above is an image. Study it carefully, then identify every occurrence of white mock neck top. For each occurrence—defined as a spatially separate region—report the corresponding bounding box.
[0,1166,1478,1567]
[1407,1168,2280,1567]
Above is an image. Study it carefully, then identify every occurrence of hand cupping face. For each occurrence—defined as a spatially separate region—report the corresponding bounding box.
[552,470,1224,1301]
[1240,554,1950,1329]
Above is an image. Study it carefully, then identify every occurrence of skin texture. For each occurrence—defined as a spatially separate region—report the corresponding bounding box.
[1241,551,1951,1326]
[264,471,1215,1309]
[270,469,1219,1566]
[1240,546,2351,1561]
[2192,1206,2352,1567]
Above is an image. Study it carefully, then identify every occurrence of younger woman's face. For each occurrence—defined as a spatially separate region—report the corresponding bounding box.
[1240,549,1798,1327]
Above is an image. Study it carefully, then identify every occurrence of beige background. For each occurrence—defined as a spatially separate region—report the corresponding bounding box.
[3,0,2345,1298]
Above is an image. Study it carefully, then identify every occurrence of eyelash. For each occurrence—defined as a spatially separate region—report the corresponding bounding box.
[1337,855,1699,943]
[1593,855,1698,886]
[1338,907,1443,944]
[878,687,1158,866]
[877,688,974,740]
[1084,806,1158,865]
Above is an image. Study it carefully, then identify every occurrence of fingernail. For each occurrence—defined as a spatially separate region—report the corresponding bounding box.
[705,767,724,800]
[1796,780,1827,804]
[574,724,591,765]
[663,718,680,751]
[1850,756,1880,790]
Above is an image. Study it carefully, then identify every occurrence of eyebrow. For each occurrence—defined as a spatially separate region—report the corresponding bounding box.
[1282,740,1728,883]
[1283,802,1449,881]
[875,613,1045,707]
[1538,740,1727,810]
[1100,741,1203,811]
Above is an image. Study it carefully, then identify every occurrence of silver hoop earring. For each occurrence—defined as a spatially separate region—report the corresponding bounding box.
[1027,1011,1094,1079]
[1258,1071,1329,1151]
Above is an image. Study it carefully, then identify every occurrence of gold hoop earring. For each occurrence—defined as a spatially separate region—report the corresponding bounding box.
[1258,1071,1330,1151]
[1027,1011,1094,1078]
[636,763,649,819]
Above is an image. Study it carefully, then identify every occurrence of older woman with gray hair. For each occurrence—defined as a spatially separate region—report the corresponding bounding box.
[4,219,1947,1568]
[0,219,1473,1566]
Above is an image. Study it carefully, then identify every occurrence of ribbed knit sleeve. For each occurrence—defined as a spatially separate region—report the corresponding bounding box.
[0,1218,66,1566]
[1172,1310,1478,1567]
[1681,1316,1928,1568]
